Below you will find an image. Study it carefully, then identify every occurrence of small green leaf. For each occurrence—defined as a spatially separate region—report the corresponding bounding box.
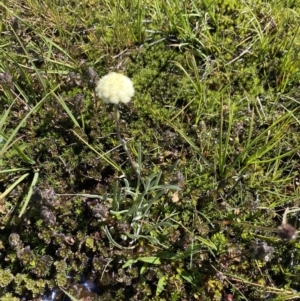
[140,264,147,275]
[138,256,161,264]
[177,269,196,286]
[156,275,167,296]
[122,259,137,268]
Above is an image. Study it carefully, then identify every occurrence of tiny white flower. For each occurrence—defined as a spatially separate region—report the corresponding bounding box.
[95,72,135,104]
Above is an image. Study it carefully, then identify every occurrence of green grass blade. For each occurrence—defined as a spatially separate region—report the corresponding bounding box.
[0,132,34,164]
[59,287,81,301]
[52,92,80,128]
[19,170,39,217]
[0,85,60,163]
[0,168,30,174]
[0,173,30,201]
[71,129,123,173]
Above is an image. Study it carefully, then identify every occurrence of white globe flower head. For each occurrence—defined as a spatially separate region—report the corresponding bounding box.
[95,72,135,104]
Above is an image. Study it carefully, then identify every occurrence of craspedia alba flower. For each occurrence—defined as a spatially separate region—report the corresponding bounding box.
[95,72,134,104]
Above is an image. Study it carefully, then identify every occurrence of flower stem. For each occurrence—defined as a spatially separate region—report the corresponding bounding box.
[114,104,144,187]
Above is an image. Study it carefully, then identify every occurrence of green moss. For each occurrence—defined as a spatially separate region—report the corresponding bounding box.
[0,293,19,301]
[0,269,14,288]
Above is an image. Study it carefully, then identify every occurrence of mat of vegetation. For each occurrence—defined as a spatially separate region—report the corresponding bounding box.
[1,0,300,300]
